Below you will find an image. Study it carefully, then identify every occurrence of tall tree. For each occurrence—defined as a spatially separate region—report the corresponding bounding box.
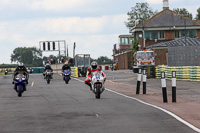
[195,7,200,20]
[125,2,158,30]
[11,47,42,66]
[173,8,193,19]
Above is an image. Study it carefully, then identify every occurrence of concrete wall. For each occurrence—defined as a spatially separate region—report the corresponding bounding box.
[51,64,63,74]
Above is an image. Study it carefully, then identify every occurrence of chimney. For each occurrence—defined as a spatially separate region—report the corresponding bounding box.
[163,0,169,10]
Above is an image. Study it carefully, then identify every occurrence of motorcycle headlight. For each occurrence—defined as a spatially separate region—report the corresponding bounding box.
[22,78,26,80]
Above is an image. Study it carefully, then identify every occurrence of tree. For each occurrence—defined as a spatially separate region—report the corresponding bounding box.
[11,47,43,66]
[173,8,193,19]
[125,2,158,30]
[96,56,112,65]
[195,7,200,20]
[131,40,138,66]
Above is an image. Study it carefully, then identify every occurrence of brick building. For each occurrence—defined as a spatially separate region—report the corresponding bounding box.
[113,34,133,69]
[113,1,200,69]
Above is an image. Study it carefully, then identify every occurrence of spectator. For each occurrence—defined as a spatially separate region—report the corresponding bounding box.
[61,57,64,63]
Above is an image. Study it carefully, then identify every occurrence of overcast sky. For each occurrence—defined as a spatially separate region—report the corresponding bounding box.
[0,0,199,64]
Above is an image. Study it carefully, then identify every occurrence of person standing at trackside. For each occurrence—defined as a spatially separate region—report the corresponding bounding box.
[85,61,106,91]
[62,61,71,80]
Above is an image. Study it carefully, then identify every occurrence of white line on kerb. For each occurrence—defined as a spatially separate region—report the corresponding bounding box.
[73,78,200,133]
[31,82,34,87]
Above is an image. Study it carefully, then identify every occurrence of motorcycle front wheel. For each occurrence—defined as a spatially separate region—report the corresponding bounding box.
[18,85,22,97]
[46,76,50,84]
[95,85,101,99]
[65,76,69,84]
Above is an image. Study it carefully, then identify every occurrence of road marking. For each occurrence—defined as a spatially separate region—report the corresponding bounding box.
[95,114,99,117]
[31,82,34,87]
[73,77,200,133]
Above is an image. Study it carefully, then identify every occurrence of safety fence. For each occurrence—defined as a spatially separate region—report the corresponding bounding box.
[156,65,200,81]
[71,67,79,78]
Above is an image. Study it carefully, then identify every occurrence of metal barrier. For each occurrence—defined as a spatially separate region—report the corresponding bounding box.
[71,67,79,78]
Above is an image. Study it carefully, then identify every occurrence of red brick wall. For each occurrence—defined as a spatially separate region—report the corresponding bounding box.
[197,29,200,39]
[165,30,174,40]
[154,48,168,66]
[119,45,131,52]
[113,51,132,70]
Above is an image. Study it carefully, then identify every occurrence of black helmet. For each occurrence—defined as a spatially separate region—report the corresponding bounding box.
[91,61,98,69]
[18,62,24,69]
[46,63,50,68]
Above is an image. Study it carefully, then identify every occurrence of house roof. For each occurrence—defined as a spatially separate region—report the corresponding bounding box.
[136,9,200,29]
[168,37,200,47]
[146,42,167,49]
[146,37,200,49]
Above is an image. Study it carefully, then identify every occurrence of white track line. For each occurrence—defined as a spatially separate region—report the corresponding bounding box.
[73,77,200,133]
[31,82,34,87]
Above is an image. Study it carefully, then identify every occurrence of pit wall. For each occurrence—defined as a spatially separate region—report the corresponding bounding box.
[156,65,200,81]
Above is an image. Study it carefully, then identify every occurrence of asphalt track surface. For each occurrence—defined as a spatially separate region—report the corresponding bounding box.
[0,74,197,133]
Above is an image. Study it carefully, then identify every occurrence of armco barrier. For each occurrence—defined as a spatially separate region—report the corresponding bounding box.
[71,67,78,78]
[156,65,200,81]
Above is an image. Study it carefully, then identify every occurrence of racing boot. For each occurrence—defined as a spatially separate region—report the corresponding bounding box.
[85,81,92,91]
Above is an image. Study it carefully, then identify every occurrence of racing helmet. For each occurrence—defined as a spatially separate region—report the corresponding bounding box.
[18,62,24,69]
[91,61,98,69]
[46,63,50,68]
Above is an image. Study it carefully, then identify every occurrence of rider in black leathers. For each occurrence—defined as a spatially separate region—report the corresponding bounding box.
[12,62,29,91]
[43,63,53,79]
[62,61,71,80]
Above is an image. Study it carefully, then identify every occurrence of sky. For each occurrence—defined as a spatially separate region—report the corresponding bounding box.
[0,0,199,64]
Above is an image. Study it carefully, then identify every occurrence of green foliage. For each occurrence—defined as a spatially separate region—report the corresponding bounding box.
[0,64,17,68]
[11,47,43,67]
[173,8,193,19]
[125,2,158,30]
[92,56,112,65]
[195,7,200,20]
[131,40,138,66]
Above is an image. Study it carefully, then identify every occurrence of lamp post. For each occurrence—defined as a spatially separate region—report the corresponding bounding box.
[142,20,145,48]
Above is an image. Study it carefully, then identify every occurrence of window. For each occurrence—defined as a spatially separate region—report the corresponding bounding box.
[125,38,129,44]
[121,38,125,44]
[158,31,165,39]
[151,31,158,40]
[145,31,150,40]
[189,30,197,38]
[122,37,129,45]
[175,30,180,38]
[130,38,134,45]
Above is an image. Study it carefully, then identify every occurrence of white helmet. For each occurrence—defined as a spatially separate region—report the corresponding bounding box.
[91,61,98,69]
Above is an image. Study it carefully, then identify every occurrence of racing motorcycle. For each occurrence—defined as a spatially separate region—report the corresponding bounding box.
[63,70,71,84]
[14,74,27,97]
[44,69,52,84]
[90,71,105,99]
[5,69,8,75]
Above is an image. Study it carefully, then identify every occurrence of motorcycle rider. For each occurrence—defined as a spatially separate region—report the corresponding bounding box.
[85,61,106,91]
[5,68,8,75]
[62,61,71,80]
[43,63,53,79]
[12,63,29,90]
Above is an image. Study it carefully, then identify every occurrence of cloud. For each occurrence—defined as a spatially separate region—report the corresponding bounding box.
[30,0,97,11]
[0,13,128,63]
[145,0,162,5]
[25,14,127,35]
